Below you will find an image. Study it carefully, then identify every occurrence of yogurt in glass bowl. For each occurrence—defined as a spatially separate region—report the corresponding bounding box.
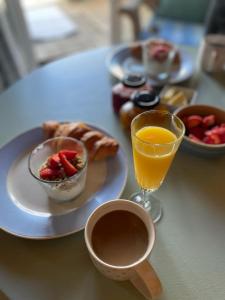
[142,39,178,84]
[28,137,88,202]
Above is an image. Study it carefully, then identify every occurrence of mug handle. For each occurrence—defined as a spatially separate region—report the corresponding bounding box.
[130,260,162,299]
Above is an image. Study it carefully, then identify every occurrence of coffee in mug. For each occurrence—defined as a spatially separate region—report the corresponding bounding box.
[85,199,162,300]
[92,210,148,266]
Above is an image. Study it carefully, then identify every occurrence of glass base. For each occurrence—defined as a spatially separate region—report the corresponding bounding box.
[130,191,162,223]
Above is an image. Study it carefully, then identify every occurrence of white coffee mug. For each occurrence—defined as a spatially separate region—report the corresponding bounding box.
[84,199,162,299]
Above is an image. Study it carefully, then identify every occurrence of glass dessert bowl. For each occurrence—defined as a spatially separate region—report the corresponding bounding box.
[28,136,88,202]
[142,39,179,84]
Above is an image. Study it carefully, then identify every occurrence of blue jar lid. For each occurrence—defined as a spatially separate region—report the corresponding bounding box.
[122,74,147,87]
[132,90,160,108]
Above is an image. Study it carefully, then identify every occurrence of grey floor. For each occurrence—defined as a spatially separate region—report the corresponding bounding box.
[22,0,110,64]
[22,0,151,65]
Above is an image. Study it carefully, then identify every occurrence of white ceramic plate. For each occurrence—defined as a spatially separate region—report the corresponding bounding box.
[0,126,128,239]
[106,45,195,86]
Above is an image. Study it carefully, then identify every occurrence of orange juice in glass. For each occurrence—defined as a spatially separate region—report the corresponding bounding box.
[131,110,185,223]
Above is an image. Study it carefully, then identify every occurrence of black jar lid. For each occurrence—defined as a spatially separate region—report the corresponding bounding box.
[132,90,160,109]
[122,74,147,87]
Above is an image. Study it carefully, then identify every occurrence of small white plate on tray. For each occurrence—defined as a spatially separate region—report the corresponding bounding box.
[0,125,128,239]
[106,44,195,86]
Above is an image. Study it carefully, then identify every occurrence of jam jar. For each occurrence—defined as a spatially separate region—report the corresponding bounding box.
[112,74,152,114]
[119,90,167,130]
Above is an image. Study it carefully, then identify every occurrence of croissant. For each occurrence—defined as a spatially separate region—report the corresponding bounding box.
[42,121,60,139]
[42,121,119,161]
[54,122,92,139]
[92,137,119,161]
[81,131,104,152]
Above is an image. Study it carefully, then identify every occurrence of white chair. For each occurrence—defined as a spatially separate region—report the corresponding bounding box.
[109,0,158,44]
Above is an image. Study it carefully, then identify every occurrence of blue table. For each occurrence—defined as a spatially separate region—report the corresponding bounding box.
[0,47,225,300]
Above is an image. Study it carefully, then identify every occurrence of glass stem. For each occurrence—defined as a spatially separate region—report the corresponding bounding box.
[142,188,151,210]
[142,188,146,204]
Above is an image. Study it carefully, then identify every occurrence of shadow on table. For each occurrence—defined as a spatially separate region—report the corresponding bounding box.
[1,152,224,299]
[174,151,225,218]
[151,236,193,299]
[150,151,225,299]
[0,230,144,300]
[209,73,225,88]
[0,290,10,300]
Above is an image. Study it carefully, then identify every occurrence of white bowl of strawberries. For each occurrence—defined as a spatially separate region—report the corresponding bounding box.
[174,104,225,157]
[28,137,87,202]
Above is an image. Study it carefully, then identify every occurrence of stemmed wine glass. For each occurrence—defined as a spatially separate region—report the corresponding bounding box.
[131,110,185,223]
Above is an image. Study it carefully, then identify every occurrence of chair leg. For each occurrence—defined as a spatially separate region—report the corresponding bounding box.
[109,0,122,45]
[129,10,141,40]
[120,0,142,41]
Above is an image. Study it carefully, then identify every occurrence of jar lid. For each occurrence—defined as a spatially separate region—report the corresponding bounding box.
[132,90,160,108]
[122,74,147,87]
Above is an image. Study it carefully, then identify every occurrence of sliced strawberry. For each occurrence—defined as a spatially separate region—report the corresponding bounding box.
[205,125,225,140]
[40,168,52,180]
[202,115,216,128]
[213,126,225,135]
[203,136,214,144]
[203,134,221,144]
[220,134,225,143]
[40,167,62,180]
[189,126,205,140]
[186,115,202,129]
[47,153,60,169]
[59,149,77,160]
[188,134,201,142]
[59,152,77,177]
[212,126,225,143]
[150,45,170,62]
[205,126,219,136]
[210,134,221,144]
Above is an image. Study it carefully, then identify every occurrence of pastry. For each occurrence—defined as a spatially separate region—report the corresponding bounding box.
[81,131,104,151]
[42,121,119,161]
[53,123,70,138]
[92,137,119,161]
[42,121,60,138]
[67,122,92,139]
[53,122,92,139]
